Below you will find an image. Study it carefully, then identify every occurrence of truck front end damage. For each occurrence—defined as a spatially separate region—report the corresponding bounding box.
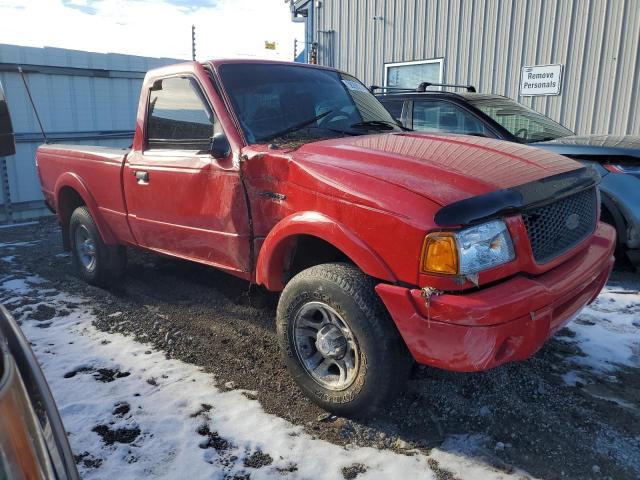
[377,223,614,371]
[376,167,616,371]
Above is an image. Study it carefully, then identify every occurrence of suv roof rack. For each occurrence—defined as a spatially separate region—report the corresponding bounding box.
[370,83,477,94]
[369,85,416,93]
[417,82,476,93]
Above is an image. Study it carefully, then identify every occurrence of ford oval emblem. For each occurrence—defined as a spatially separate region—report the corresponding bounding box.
[565,213,580,230]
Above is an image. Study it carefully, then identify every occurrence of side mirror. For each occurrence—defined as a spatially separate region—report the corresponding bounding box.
[0,83,15,157]
[210,132,230,159]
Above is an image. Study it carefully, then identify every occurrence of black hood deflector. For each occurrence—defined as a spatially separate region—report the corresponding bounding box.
[434,167,600,227]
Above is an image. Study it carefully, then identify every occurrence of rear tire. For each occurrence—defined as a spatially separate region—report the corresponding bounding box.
[69,206,126,287]
[277,262,411,417]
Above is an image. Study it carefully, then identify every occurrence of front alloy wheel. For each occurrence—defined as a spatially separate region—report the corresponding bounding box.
[294,302,360,391]
[277,262,411,417]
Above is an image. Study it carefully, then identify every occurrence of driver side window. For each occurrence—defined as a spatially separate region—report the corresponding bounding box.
[413,100,487,136]
[146,76,216,151]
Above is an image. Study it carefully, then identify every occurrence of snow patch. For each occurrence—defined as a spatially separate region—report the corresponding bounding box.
[566,282,640,372]
[0,221,39,229]
[561,371,586,387]
[0,240,40,248]
[2,278,33,294]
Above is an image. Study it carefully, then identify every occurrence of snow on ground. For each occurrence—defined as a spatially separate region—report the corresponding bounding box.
[0,221,39,230]
[1,274,534,480]
[0,240,40,248]
[565,281,640,373]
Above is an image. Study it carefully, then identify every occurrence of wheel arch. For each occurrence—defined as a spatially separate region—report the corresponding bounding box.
[54,173,116,249]
[600,190,627,245]
[255,212,396,291]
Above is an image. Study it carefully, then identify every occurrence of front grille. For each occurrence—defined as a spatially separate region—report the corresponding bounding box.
[522,187,597,264]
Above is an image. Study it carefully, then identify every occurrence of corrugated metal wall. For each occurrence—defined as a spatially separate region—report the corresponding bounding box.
[0,44,181,222]
[311,0,640,136]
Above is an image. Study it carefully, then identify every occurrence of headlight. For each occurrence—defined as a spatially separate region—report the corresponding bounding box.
[421,220,515,275]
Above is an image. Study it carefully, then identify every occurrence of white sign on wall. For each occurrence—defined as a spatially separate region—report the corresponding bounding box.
[520,64,563,96]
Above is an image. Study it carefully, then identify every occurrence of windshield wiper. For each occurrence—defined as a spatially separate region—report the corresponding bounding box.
[350,120,412,132]
[350,120,395,131]
[260,110,333,142]
[531,136,560,143]
[325,127,361,136]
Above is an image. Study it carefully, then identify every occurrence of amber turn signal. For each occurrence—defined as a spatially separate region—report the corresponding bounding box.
[421,233,458,275]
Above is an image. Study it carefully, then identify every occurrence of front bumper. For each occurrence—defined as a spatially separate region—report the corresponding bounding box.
[376,222,616,372]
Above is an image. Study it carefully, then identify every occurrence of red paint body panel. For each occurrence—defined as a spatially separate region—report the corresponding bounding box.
[37,145,131,245]
[296,132,579,206]
[35,59,616,373]
[255,211,397,291]
[123,151,251,274]
[375,222,615,371]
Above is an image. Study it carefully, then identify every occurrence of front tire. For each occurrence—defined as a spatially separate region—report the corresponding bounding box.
[276,263,411,417]
[69,206,126,287]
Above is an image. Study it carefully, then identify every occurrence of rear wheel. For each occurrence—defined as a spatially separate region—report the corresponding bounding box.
[69,206,126,287]
[277,262,411,417]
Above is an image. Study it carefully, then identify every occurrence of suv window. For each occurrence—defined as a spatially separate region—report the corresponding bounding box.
[468,98,573,142]
[146,76,215,150]
[413,100,487,135]
[380,99,404,121]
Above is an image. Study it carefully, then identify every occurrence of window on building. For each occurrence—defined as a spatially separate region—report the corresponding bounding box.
[146,76,215,150]
[412,100,487,135]
[384,59,443,89]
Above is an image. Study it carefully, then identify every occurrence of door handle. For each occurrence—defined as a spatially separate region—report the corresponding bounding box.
[134,170,149,184]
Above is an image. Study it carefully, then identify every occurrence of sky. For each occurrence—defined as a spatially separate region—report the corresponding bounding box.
[0,0,304,61]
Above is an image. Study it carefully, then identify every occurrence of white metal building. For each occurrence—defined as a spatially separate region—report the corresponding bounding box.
[0,44,181,222]
[290,0,640,136]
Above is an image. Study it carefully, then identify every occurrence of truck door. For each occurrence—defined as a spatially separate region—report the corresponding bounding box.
[123,75,251,276]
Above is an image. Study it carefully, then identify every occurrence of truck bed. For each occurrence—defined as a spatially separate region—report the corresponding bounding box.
[36,143,133,245]
[38,144,130,161]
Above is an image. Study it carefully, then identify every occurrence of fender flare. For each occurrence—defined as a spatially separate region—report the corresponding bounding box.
[255,211,396,291]
[54,173,117,245]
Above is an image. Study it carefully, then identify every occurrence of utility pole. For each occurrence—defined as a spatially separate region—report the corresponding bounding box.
[191,24,196,61]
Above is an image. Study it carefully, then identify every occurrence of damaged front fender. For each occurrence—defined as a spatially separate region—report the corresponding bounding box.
[255,211,397,291]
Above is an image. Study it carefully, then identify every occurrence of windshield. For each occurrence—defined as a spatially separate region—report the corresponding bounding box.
[218,63,402,145]
[468,97,573,143]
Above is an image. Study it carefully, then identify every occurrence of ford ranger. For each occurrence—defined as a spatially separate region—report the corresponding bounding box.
[36,60,616,417]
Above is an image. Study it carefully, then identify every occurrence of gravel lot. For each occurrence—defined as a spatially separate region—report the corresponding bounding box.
[1,217,639,479]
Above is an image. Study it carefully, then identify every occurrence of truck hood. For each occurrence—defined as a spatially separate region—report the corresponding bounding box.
[534,134,640,159]
[294,132,582,206]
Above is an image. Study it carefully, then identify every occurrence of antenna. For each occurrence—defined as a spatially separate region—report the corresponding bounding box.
[18,67,47,143]
[191,24,196,61]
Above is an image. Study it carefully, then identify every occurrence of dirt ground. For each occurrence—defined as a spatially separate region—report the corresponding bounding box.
[2,217,639,480]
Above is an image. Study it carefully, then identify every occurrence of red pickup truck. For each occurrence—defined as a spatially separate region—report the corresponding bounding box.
[36,60,615,416]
